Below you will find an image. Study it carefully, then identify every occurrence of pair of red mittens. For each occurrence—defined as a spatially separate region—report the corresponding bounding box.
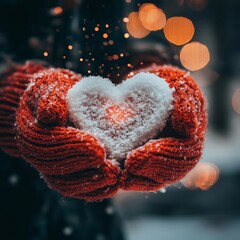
[0,62,207,201]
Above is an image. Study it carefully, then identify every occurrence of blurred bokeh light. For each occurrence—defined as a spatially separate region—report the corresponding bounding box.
[232,88,240,114]
[181,162,220,190]
[180,41,210,71]
[138,3,166,31]
[126,12,150,38]
[50,6,63,16]
[163,17,195,46]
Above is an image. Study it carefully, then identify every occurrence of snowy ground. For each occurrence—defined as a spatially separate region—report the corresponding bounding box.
[201,115,240,173]
[125,217,240,240]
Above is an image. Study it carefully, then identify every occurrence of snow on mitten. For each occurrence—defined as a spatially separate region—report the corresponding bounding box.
[121,65,207,191]
[15,68,120,201]
[0,64,207,201]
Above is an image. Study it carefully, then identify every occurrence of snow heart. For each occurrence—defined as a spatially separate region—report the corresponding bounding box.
[67,73,174,160]
[0,63,207,201]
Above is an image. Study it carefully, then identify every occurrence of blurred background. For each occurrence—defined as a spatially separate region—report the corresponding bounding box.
[0,0,240,239]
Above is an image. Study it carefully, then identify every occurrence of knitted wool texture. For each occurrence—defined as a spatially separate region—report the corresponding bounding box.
[0,63,207,201]
[0,62,44,157]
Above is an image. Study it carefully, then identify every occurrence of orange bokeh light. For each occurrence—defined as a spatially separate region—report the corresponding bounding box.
[68,45,73,50]
[181,162,220,190]
[180,42,210,71]
[232,88,240,114]
[138,3,166,31]
[103,33,108,39]
[113,54,119,60]
[51,6,63,16]
[126,12,150,38]
[164,17,195,45]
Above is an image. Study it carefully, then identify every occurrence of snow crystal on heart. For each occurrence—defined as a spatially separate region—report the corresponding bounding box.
[67,72,175,161]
